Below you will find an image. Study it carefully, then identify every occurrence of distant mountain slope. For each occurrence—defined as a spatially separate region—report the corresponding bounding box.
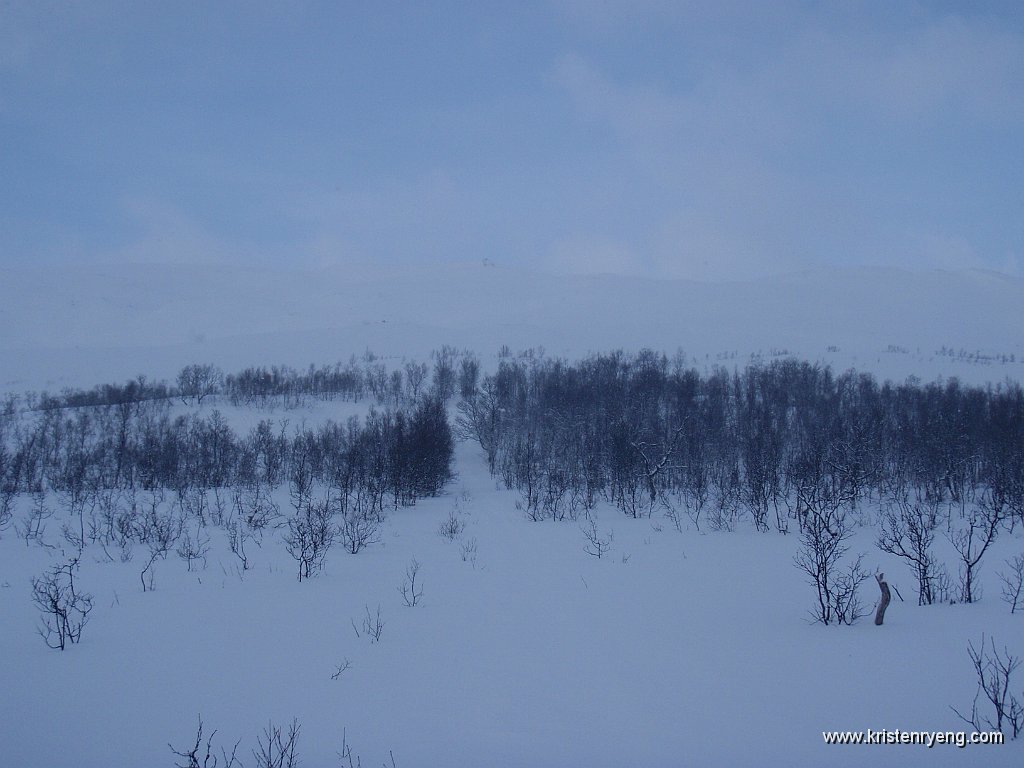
[1,262,1021,392]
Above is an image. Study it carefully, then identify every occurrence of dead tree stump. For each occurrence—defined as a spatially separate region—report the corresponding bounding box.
[874,572,891,626]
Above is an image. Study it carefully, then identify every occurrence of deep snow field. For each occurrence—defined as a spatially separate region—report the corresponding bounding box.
[1,263,1023,766]
[2,262,1023,395]
[1,397,1022,767]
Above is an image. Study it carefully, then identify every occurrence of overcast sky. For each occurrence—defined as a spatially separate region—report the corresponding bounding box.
[2,1,1022,280]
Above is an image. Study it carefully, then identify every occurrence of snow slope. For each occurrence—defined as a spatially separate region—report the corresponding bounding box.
[1,261,1021,393]
[1,434,1022,767]
[1,262,1022,766]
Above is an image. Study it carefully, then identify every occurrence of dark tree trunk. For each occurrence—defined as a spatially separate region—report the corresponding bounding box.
[874,573,891,625]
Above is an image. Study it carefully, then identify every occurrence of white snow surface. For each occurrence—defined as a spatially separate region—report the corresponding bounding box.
[1,262,1023,765]
[1,428,1022,767]
[1,261,1022,393]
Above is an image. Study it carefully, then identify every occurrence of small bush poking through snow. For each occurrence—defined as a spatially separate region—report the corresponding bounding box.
[352,604,385,643]
[581,517,613,559]
[999,554,1024,614]
[31,558,93,650]
[437,509,465,541]
[459,536,478,566]
[398,558,424,607]
[951,635,1024,740]
[170,716,398,768]
[169,715,242,768]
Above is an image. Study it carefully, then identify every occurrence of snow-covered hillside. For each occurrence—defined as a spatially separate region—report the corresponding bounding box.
[1,262,1023,767]
[1,262,1021,393]
[1,432,1021,767]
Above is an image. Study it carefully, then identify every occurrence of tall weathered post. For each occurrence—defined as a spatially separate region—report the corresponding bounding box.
[874,573,891,626]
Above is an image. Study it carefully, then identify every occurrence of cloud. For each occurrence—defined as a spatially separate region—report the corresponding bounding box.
[99,197,253,266]
[3,3,1021,281]
[549,53,695,152]
[544,7,1024,279]
[863,15,1024,125]
[548,234,642,276]
[895,229,1024,277]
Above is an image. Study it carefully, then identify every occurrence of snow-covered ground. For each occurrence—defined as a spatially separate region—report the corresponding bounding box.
[1,431,1022,767]
[2,262,1022,393]
[1,262,1022,766]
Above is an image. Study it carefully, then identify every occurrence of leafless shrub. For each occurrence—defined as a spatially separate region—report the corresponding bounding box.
[0,483,14,536]
[365,603,385,642]
[169,715,241,768]
[831,555,870,625]
[351,604,385,643]
[540,468,573,521]
[877,494,941,605]
[210,487,229,527]
[338,728,398,768]
[288,459,313,518]
[331,657,353,681]
[253,719,300,768]
[949,495,1003,604]
[114,504,137,558]
[459,536,478,566]
[136,493,183,592]
[31,558,93,650]
[398,558,423,607]
[663,497,685,533]
[61,520,85,553]
[58,487,96,555]
[179,486,210,527]
[339,506,380,555]
[999,554,1024,614]
[233,484,280,535]
[177,523,211,572]
[581,517,613,559]
[933,563,955,604]
[793,479,868,625]
[707,484,740,532]
[91,489,135,562]
[284,495,337,581]
[177,364,223,405]
[437,509,465,541]
[19,490,52,544]
[226,516,253,572]
[951,635,1023,739]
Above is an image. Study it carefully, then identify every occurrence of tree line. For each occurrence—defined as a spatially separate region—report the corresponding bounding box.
[9,345,480,413]
[0,395,452,504]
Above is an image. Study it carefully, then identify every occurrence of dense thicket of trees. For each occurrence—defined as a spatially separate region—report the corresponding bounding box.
[0,395,452,504]
[0,368,454,587]
[458,350,1024,617]
[459,351,1023,524]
